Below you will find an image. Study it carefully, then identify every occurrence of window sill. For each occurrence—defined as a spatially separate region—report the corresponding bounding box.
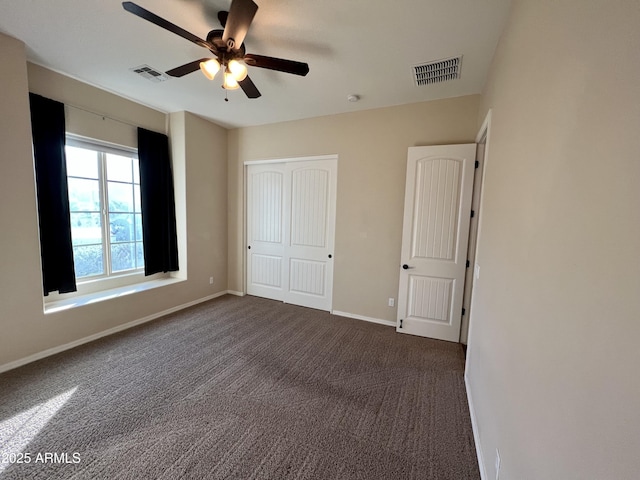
[44,277,185,314]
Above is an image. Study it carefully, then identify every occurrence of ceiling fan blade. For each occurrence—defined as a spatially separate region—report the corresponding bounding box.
[244,54,309,76]
[122,2,213,51]
[165,58,211,77]
[238,75,261,99]
[222,0,258,50]
[218,11,229,28]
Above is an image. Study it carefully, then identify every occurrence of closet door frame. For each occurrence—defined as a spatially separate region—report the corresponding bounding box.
[244,154,338,312]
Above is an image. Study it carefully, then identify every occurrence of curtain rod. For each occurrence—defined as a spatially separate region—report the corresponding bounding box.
[65,103,155,130]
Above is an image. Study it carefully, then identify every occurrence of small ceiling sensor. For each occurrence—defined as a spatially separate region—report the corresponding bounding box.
[347,94,360,102]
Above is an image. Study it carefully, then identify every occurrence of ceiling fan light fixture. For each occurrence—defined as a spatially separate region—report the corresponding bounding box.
[200,59,221,80]
[228,59,248,81]
[122,0,308,100]
[223,71,240,90]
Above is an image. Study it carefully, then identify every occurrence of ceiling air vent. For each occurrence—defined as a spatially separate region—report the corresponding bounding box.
[413,56,462,86]
[130,65,169,83]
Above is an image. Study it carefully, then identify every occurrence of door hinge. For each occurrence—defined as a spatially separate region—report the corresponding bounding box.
[475,160,479,169]
[470,210,475,218]
[466,260,470,268]
[462,307,466,316]
[399,319,403,329]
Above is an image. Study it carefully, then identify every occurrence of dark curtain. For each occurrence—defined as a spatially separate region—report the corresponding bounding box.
[29,93,77,295]
[138,127,179,275]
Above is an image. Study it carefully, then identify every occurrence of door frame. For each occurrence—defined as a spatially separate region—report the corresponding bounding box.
[243,154,338,309]
[459,113,491,344]
[463,109,492,347]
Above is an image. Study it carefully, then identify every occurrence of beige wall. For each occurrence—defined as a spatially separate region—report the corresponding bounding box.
[28,63,165,148]
[0,35,45,364]
[184,111,228,290]
[0,33,228,368]
[228,96,480,321]
[467,1,640,479]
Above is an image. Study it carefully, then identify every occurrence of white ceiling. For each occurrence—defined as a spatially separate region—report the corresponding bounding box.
[0,0,511,128]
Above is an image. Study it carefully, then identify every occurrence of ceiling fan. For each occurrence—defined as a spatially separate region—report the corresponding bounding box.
[122,0,309,100]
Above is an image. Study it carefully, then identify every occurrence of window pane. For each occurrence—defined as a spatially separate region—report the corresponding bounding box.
[64,139,145,283]
[106,154,133,183]
[68,178,100,211]
[109,213,134,242]
[134,214,143,242]
[73,245,104,278]
[111,242,136,272]
[70,213,102,246]
[66,146,98,179]
[136,242,145,268]
[108,181,134,212]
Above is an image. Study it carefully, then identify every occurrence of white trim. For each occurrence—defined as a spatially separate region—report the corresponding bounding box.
[244,154,338,166]
[466,108,492,360]
[332,310,396,327]
[0,290,232,374]
[226,290,245,297]
[44,277,183,313]
[66,133,138,157]
[464,108,493,480]
[476,109,492,143]
[466,373,487,480]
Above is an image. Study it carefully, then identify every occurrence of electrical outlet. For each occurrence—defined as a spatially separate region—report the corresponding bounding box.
[209,276,214,285]
[495,448,501,480]
[475,263,481,280]
[388,298,395,307]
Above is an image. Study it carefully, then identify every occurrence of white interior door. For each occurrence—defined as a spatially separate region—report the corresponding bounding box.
[246,157,337,312]
[246,163,286,301]
[284,160,336,310]
[397,144,476,342]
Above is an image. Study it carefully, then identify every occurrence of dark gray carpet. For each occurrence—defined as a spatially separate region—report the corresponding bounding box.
[0,295,479,479]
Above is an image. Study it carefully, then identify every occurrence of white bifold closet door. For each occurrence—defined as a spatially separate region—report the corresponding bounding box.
[246,157,337,311]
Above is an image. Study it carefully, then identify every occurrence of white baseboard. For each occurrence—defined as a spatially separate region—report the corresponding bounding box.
[332,310,396,327]
[465,372,487,480]
[226,290,245,297]
[0,290,232,374]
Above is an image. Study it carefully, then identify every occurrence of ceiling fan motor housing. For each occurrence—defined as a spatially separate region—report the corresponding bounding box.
[206,29,245,59]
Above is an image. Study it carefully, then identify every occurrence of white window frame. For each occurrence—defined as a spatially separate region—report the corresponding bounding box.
[45,135,166,303]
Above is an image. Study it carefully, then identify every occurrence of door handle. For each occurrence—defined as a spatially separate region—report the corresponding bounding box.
[402,264,413,270]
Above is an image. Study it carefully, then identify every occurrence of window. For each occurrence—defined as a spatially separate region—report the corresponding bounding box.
[65,137,144,281]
